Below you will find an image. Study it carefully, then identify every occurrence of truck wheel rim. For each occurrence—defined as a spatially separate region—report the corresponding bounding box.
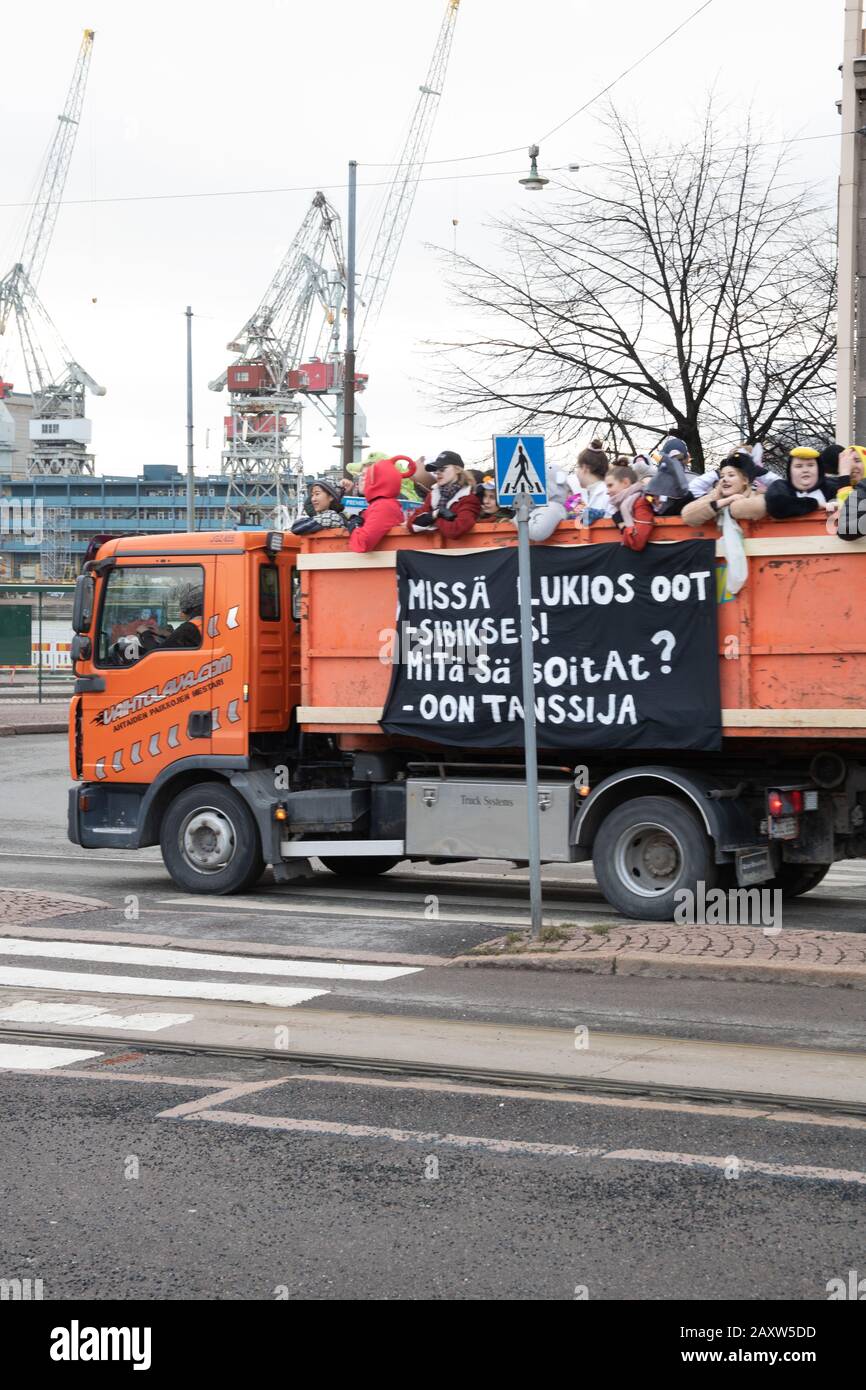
[179,807,236,874]
[614,820,683,898]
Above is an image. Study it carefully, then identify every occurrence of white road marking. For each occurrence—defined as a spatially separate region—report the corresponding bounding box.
[0,967,328,1008]
[0,1042,102,1070]
[180,1109,866,1185]
[156,896,599,927]
[0,937,421,982]
[0,1000,193,1032]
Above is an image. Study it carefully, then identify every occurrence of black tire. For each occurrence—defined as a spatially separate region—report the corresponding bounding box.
[319,856,400,878]
[160,781,264,895]
[592,795,717,921]
[768,863,831,898]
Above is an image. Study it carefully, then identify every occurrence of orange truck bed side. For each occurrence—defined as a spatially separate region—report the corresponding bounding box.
[294,514,866,744]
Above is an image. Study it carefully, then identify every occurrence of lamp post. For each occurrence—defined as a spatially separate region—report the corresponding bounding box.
[185,306,195,531]
[514,147,549,938]
[519,145,549,192]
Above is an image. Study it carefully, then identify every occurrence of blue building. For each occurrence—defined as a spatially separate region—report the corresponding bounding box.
[0,465,242,580]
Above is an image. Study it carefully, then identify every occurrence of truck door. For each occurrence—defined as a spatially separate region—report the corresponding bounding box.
[208,549,250,758]
[79,558,216,783]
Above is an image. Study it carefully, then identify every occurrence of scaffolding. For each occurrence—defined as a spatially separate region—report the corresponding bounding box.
[40,504,71,581]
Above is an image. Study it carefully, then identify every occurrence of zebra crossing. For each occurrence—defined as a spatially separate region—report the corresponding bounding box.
[0,936,424,1070]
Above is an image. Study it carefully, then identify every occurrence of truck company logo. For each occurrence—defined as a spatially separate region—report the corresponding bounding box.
[93,655,233,725]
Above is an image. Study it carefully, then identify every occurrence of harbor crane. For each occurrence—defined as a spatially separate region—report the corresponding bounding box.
[0,28,105,479]
[212,0,461,526]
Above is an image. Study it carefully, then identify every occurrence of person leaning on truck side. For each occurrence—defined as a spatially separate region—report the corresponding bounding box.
[680,449,768,526]
[568,439,611,523]
[345,455,416,553]
[291,478,346,535]
[407,451,481,538]
[606,464,655,551]
[765,447,843,520]
[479,475,511,522]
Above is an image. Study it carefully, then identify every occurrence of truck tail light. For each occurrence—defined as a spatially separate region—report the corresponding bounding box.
[767,788,805,816]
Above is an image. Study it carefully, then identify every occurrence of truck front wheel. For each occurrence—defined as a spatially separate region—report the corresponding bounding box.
[592,795,717,921]
[160,782,264,895]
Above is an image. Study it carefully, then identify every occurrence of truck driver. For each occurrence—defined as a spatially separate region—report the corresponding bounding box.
[110,582,203,663]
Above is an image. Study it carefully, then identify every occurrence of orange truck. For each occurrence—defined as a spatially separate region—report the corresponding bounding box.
[67,513,866,919]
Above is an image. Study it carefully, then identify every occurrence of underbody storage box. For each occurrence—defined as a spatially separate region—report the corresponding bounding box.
[285,787,368,834]
[405,777,575,861]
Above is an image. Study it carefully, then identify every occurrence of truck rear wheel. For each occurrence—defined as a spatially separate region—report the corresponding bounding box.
[592,795,717,921]
[320,856,400,877]
[160,782,264,895]
[769,863,830,898]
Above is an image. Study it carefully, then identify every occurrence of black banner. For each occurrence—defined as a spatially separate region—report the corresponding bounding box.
[381,540,721,751]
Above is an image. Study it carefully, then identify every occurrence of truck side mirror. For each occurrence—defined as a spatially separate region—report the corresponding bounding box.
[72,574,95,633]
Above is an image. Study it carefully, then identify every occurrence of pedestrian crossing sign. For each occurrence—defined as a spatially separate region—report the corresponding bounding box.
[493,435,547,504]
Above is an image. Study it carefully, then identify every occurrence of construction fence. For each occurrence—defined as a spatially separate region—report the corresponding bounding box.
[0,583,75,700]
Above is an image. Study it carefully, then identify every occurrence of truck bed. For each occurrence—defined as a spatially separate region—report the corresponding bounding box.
[291,513,866,744]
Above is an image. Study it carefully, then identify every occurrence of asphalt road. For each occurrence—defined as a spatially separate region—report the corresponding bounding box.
[3,1051,866,1301]
[2,734,865,1303]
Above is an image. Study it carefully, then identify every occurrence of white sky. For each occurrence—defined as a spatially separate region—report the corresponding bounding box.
[0,0,844,481]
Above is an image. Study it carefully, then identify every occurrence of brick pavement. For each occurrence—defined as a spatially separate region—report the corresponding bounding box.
[462,922,866,988]
[0,888,108,927]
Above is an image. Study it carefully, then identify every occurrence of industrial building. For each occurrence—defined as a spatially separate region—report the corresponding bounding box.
[0,461,245,581]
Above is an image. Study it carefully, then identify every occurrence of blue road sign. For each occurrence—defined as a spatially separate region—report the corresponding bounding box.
[494,435,547,504]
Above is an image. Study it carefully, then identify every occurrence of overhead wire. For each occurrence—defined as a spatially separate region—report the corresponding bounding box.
[361,0,717,167]
[0,124,845,215]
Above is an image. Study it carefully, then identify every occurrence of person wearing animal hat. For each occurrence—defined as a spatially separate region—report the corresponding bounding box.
[291,478,346,535]
[407,451,481,538]
[346,455,416,552]
[765,446,843,520]
[346,450,430,502]
[681,451,767,526]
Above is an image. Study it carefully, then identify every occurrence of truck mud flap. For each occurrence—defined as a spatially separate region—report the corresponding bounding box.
[734,847,774,887]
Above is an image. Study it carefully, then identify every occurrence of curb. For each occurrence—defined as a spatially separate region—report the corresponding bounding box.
[0,723,67,736]
[453,949,866,990]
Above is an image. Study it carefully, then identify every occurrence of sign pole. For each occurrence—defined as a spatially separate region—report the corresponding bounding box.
[514,492,543,939]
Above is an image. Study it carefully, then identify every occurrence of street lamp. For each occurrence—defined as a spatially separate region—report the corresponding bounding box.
[519,144,549,192]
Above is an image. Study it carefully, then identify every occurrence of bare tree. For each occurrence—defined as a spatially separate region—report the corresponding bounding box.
[430,106,836,470]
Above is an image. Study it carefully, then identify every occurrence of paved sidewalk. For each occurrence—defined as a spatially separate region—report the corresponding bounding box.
[0,700,69,736]
[460,922,866,989]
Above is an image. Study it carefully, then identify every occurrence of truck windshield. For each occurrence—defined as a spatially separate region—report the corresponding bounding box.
[96,564,204,665]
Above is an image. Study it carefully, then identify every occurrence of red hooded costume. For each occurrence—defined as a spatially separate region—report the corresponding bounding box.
[348,455,415,553]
